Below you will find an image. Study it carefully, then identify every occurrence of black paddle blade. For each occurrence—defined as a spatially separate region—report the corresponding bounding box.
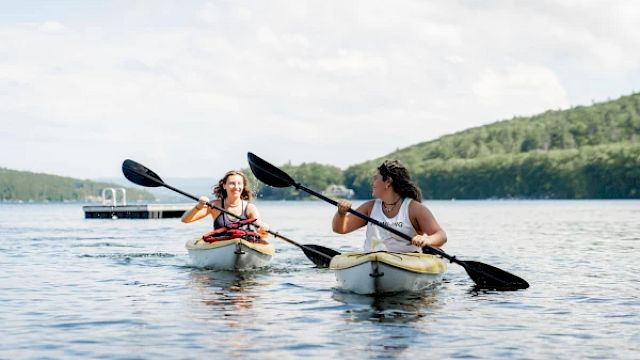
[462,260,529,290]
[247,152,295,188]
[122,159,165,188]
[301,244,341,268]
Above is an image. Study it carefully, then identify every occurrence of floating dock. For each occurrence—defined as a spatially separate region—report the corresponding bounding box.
[82,204,193,219]
[83,187,193,219]
[83,204,193,219]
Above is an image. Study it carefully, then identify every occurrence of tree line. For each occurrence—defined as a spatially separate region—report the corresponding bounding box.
[0,168,155,203]
[249,142,639,201]
[247,162,344,200]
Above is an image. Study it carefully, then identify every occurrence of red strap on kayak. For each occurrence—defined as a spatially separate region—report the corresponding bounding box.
[201,218,267,244]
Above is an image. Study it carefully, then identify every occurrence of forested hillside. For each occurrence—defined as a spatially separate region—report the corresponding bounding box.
[0,168,155,202]
[345,93,640,199]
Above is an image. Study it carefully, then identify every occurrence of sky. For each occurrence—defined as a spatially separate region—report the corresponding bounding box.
[1,0,639,180]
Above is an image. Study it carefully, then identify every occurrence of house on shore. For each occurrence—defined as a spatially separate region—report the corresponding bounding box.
[322,184,355,199]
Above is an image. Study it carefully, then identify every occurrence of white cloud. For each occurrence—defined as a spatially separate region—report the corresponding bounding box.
[39,21,65,33]
[472,64,569,115]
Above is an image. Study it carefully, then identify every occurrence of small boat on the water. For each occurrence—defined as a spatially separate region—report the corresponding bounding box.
[329,251,447,295]
[185,237,275,270]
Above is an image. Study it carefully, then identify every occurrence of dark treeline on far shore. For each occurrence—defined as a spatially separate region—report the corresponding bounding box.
[0,168,155,203]
[2,93,639,202]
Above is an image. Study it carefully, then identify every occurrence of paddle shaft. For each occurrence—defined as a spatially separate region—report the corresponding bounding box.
[293,182,466,265]
[157,180,333,260]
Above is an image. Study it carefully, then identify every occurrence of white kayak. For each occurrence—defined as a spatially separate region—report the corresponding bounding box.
[185,237,275,270]
[329,251,447,295]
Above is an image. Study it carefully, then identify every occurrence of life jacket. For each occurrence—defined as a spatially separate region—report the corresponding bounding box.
[201,218,267,244]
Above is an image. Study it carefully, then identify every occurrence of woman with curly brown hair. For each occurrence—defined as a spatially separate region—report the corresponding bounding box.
[332,160,446,252]
[182,170,269,239]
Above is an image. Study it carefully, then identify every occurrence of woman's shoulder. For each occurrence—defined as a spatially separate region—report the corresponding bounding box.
[408,198,431,216]
[358,199,376,211]
[407,198,424,208]
[207,199,222,212]
[406,198,420,205]
[245,202,260,213]
[211,198,223,206]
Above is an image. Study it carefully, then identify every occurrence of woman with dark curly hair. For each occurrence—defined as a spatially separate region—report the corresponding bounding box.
[182,170,269,239]
[332,160,446,252]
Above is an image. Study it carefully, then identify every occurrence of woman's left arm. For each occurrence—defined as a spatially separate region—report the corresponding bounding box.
[246,203,269,239]
[409,201,447,248]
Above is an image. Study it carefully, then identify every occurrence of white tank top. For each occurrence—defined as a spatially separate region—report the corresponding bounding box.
[364,198,421,253]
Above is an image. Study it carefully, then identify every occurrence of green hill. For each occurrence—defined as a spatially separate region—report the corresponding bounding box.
[0,168,156,203]
[345,92,640,199]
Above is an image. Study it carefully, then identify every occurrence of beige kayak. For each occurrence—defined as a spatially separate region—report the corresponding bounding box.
[185,237,275,270]
[330,251,447,295]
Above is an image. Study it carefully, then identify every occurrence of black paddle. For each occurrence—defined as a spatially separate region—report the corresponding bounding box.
[121,159,340,267]
[247,152,530,290]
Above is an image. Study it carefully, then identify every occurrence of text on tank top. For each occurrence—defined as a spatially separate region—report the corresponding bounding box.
[364,198,421,253]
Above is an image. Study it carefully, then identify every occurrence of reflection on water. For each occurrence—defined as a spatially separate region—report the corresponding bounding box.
[189,270,259,316]
[333,286,442,323]
[331,287,444,359]
[187,269,268,357]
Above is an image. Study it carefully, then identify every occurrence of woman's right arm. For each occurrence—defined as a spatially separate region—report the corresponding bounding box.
[181,196,212,223]
[332,200,371,234]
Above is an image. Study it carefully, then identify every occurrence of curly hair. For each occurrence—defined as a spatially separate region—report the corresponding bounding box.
[377,160,422,202]
[212,170,253,201]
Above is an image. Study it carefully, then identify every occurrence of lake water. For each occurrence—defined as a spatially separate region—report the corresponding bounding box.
[1,200,638,359]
